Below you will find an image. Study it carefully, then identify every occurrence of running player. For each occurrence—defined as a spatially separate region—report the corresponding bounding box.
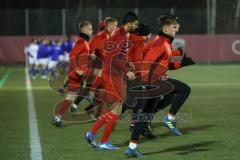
[84,12,138,150]
[52,21,93,127]
[69,17,118,117]
[125,14,194,157]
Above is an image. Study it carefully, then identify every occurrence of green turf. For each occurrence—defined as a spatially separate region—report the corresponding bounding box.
[0,68,30,160]
[0,67,12,88]
[0,67,7,78]
[1,65,240,160]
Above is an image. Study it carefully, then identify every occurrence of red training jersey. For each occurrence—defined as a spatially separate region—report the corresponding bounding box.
[102,26,132,76]
[143,34,182,81]
[89,29,111,60]
[68,35,90,80]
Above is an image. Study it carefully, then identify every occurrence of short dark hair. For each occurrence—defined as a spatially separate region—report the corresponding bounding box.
[157,14,178,31]
[135,23,151,36]
[66,34,71,39]
[122,11,138,25]
[30,38,35,42]
[78,21,92,30]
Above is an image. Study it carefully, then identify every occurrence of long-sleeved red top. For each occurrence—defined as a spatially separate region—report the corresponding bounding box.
[68,33,90,80]
[128,34,146,63]
[102,26,131,76]
[89,29,111,60]
[85,29,112,81]
[142,33,182,82]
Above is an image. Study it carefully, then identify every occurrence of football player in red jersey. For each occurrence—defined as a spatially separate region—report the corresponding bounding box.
[125,14,194,157]
[52,21,93,127]
[69,17,118,118]
[85,12,138,150]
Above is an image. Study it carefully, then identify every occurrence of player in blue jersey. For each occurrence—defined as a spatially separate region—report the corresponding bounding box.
[64,35,74,62]
[48,40,63,74]
[58,40,66,65]
[36,39,51,79]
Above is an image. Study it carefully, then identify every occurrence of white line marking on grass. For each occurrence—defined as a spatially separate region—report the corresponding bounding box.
[25,68,43,160]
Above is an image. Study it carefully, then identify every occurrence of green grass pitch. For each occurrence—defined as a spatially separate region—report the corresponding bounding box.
[0,65,240,160]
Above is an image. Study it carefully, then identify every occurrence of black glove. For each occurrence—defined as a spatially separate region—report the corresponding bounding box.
[181,53,195,67]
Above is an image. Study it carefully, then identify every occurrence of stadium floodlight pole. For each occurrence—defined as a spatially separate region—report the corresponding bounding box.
[211,0,216,34]
[62,9,66,35]
[98,8,103,23]
[235,0,240,31]
[134,8,139,15]
[25,9,29,35]
[170,7,175,15]
[206,0,211,64]
[207,0,216,34]
[207,0,210,34]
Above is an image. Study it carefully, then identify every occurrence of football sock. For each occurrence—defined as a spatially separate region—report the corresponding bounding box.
[55,115,61,121]
[33,67,38,77]
[42,68,47,76]
[71,103,78,109]
[74,96,84,106]
[131,121,147,142]
[167,112,175,121]
[91,112,108,135]
[57,100,72,116]
[100,112,119,143]
[129,140,137,149]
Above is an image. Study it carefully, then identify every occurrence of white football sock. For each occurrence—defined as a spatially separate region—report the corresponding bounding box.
[89,91,94,97]
[72,103,78,109]
[168,114,175,121]
[55,115,61,122]
[129,142,137,149]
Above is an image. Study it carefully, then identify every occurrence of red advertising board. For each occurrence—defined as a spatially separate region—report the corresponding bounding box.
[0,34,240,64]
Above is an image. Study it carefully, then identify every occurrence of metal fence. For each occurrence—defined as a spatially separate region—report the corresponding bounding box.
[0,1,239,35]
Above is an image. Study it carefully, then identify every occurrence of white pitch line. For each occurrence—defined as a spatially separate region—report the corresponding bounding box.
[25,68,42,160]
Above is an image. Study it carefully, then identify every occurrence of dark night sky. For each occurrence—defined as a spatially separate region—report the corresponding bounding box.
[0,0,206,9]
